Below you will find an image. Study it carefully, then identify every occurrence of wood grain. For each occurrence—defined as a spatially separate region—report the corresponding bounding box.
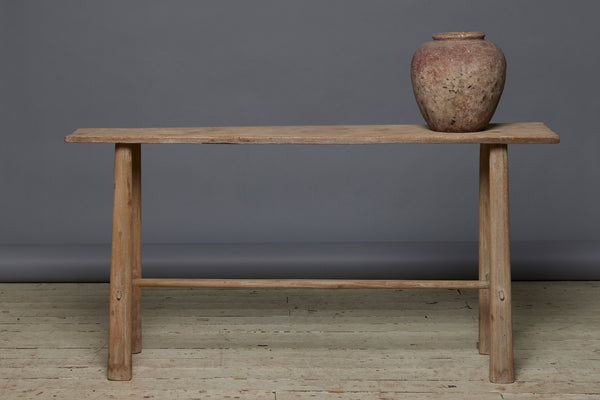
[65,121,559,384]
[133,279,489,289]
[65,122,559,144]
[131,144,142,355]
[488,144,514,383]
[108,144,134,381]
[478,144,491,355]
[2,282,599,399]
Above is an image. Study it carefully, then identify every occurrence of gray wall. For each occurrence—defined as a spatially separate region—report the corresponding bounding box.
[1,1,599,280]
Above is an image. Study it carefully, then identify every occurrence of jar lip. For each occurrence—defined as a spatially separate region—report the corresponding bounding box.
[432,31,485,40]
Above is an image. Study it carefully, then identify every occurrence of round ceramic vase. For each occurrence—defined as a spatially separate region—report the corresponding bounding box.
[411,32,506,132]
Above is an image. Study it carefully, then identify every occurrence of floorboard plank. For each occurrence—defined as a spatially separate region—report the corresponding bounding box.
[1,282,598,398]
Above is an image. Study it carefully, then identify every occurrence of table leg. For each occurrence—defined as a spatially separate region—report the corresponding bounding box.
[488,144,514,383]
[108,143,135,381]
[131,144,142,354]
[478,144,491,355]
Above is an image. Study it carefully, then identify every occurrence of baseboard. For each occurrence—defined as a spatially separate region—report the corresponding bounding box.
[0,241,598,282]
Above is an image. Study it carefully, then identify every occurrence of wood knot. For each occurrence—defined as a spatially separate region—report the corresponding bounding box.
[116,291,122,301]
[499,290,505,301]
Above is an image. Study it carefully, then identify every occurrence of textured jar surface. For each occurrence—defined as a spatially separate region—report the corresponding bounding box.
[411,32,506,132]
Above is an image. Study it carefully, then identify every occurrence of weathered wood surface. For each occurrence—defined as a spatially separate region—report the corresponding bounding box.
[131,144,142,355]
[65,122,560,144]
[478,144,491,355]
[133,278,489,289]
[108,144,134,380]
[488,144,514,383]
[1,282,598,399]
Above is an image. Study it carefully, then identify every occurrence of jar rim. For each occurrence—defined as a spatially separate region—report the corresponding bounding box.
[432,32,485,40]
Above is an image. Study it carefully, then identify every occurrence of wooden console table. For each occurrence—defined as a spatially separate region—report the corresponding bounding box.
[65,122,559,383]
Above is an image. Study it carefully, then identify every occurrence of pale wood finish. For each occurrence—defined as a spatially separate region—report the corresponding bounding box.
[131,144,142,355]
[1,282,598,399]
[65,122,559,144]
[65,123,560,383]
[488,144,514,383]
[478,144,491,355]
[108,144,135,381]
[133,278,489,289]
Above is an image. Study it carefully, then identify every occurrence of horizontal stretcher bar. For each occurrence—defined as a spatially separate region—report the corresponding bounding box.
[132,279,489,289]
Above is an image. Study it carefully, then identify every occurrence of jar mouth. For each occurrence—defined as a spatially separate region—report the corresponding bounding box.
[432,31,485,40]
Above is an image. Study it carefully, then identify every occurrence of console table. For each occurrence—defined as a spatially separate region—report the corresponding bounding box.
[65,122,560,383]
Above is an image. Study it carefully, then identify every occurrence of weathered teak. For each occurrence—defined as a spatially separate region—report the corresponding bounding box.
[65,122,560,383]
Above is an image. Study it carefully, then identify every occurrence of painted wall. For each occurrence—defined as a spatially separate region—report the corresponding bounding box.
[1,1,598,280]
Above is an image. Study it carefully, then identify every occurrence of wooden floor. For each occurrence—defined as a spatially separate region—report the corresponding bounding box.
[1,282,599,399]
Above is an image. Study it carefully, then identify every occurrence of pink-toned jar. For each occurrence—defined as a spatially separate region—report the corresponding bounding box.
[411,32,506,132]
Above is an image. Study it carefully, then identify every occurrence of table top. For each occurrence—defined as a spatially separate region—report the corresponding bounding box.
[65,122,559,145]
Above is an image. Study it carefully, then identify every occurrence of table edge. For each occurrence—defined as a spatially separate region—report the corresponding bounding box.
[64,122,561,145]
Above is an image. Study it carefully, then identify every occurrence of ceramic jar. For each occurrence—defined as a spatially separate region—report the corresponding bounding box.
[411,32,506,132]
